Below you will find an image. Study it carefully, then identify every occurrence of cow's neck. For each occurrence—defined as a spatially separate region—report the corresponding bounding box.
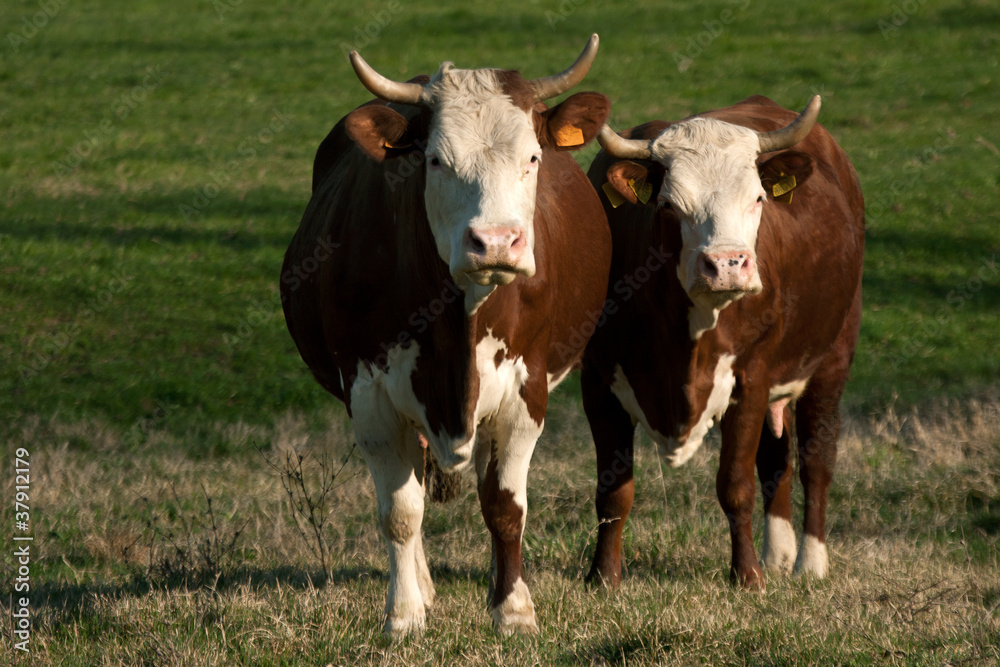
[412,284,482,441]
[668,267,737,432]
[462,281,498,315]
[688,302,722,340]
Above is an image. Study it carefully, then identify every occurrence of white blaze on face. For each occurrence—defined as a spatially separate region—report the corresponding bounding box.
[421,66,541,298]
[649,118,767,320]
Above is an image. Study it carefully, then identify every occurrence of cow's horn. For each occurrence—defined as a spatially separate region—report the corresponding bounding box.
[349,51,425,106]
[597,124,652,160]
[530,34,600,102]
[757,95,821,154]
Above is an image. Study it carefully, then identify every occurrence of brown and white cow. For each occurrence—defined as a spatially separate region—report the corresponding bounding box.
[581,95,864,589]
[281,36,612,636]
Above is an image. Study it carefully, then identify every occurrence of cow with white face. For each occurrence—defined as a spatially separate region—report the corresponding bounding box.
[599,97,821,337]
[282,36,612,636]
[582,96,864,590]
[419,66,542,291]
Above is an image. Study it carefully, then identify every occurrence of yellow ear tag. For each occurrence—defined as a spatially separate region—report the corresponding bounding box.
[629,178,652,205]
[554,125,585,147]
[384,139,412,149]
[602,181,627,208]
[771,172,796,203]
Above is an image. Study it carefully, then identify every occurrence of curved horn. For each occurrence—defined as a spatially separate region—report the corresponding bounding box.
[530,33,600,102]
[757,95,821,154]
[597,124,652,160]
[349,51,425,105]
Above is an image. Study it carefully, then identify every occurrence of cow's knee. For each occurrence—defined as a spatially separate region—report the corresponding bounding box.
[379,498,421,544]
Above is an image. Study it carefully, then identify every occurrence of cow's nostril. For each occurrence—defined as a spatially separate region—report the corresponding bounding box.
[698,254,719,279]
[467,231,487,254]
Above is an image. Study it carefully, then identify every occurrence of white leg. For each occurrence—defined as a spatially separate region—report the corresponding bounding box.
[794,534,829,577]
[413,526,435,609]
[354,400,429,638]
[409,430,436,609]
[480,412,543,634]
[760,514,798,574]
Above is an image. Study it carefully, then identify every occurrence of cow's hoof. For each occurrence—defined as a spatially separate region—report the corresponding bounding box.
[584,567,621,591]
[494,611,538,636]
[793,534,829,578]
[383,613,426,640]
[491,578,537,635]
[731,564,766,591]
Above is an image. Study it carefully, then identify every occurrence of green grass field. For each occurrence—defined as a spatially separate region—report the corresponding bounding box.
[2,0,999,664]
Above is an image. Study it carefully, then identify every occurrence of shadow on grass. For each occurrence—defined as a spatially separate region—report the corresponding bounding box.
[562,626,681,666]
[5,187,299,250]
[428,562,489,587]
[31,560,492,630]
[30,564,379,629]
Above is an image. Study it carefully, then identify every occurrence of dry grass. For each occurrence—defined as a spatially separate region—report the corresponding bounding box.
[3,399,999,665]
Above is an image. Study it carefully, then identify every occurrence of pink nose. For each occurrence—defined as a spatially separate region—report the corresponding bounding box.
[696,249,757,292]
[464,226,526,267]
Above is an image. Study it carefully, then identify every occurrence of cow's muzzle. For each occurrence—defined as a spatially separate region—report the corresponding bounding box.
[690,248,762,301]
[460,225,533,285]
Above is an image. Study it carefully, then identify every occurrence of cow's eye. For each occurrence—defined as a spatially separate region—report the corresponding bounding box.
[530,155,539,164]
[429,156,441,167]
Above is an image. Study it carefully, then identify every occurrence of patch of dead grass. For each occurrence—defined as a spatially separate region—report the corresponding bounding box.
[3,397,998,664]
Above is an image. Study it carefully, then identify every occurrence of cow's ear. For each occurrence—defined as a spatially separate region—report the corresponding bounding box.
[604,160,657,207]
[539,92,610,151]
[759,150,814,199]
[344,105,420,162]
